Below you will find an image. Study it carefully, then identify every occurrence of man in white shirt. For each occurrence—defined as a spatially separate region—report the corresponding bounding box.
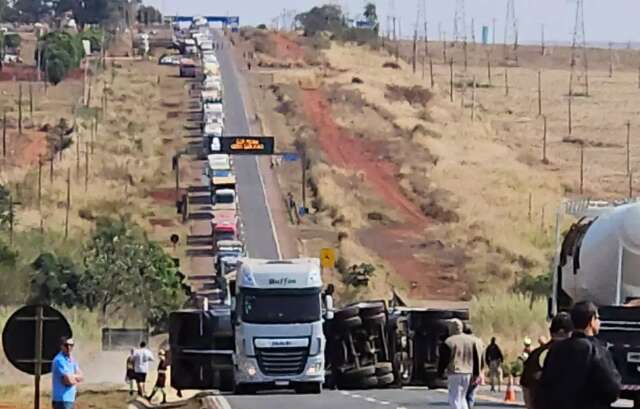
[133,341,155,397]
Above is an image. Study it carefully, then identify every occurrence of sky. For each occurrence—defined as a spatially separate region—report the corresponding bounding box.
[144,0,640,45]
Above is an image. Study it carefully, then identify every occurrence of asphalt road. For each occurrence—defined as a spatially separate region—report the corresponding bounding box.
[214,34,279,259]
[221,386,520,409]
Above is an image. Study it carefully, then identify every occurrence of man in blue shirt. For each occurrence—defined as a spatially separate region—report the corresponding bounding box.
[52,337,83,409]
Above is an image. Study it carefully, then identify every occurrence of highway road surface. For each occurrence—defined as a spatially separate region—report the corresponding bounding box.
[214,33,280,260]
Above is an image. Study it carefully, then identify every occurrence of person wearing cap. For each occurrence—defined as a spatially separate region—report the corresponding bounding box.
[520,312,573,409]
[146,349,168,404]
[437,319,478,409]
[52,337,83,409]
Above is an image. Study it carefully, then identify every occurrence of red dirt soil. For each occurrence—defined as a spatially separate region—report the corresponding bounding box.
[301,89,468,301]
[271,33,305,61]
[6,130,49,167]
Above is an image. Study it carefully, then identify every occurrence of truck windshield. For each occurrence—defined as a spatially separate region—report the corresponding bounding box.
[216,194,234,204]
[240,289,321,324]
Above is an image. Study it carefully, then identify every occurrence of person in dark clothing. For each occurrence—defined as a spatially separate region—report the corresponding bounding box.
[485,337,504,392]
[539,301,621,409]
[146,350,168,404]
[125,349,135,396]
[520,312,573,409]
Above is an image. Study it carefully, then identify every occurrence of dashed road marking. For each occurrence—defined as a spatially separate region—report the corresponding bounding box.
[379,401,390,405]
[365,397,377,403]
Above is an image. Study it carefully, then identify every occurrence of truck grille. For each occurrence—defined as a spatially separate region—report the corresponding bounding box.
[256,347,308,376]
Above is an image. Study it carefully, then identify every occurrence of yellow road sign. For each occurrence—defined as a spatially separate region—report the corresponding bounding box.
[320,248,336,269]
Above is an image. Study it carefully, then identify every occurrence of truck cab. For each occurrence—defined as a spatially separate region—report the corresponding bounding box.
[232,258,327,394]
[212,210,239,244]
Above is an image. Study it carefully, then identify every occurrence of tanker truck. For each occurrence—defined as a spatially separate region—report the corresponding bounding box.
[551,199,640,407]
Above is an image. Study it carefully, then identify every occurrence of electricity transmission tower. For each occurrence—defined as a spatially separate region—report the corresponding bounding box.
[453,0,466,43]
[570,0,589,96]
[503,0,518,63]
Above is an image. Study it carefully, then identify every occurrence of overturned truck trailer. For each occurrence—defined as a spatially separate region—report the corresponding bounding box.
[324,300,469,390]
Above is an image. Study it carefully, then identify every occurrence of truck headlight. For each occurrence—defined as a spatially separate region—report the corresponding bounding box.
[247,366,257,377]
[306,362,323,375]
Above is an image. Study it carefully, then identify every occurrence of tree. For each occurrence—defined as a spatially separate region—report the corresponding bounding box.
[82,216,186,328]
[295,5,346,37]
[0,185,12,229]
[11,0,51,23]
[137,5,161,25]
[515,273,552,309]
[30,252,83,307]
[364,2,378,27]
[344,263,376,287]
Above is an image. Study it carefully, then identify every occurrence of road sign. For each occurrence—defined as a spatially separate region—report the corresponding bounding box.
[2,304,71,375]
[320,248,336,269]
[220,136,274,155]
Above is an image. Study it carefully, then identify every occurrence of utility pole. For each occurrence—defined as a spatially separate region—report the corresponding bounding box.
[541,24,545,56]
[17,83,22,135]
[64,168,70,240]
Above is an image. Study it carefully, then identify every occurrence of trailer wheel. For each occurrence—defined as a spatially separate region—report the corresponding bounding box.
[363,313,386,327]
[338,316,363,331]
[335,306,359,321]
[359,304,386,317]
[342,365,376,381]
[375,362,393,376]
[377,373,395,387]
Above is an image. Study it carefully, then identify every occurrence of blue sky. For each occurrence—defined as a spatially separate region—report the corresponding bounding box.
[146,1,640,44]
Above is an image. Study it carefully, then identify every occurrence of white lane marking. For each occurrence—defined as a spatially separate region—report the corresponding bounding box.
[340,391,350,396]
[365,397,377,403]
[380,401,390,405]
[396,407,408,409]
[352,394,362,398]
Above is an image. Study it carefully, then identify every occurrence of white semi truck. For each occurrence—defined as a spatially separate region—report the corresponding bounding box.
[232,258,328,394]
[552,199,640,407]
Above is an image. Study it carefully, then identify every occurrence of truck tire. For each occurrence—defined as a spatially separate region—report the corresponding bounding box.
[335,306,359,321]
[347,375,378,389]
[377,373,395,387]
[375,362,393,376]
[342,365,376,381]
[338,316,362,331]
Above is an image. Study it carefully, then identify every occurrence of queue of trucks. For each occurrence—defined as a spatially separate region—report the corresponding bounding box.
[166,23,474,396]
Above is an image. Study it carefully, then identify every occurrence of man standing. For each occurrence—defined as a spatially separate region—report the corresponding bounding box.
[539,301,621,409]
[484,337,504,392]
[133,342,155,397]
[125,349,135,396]
[520,312,573,409]
[438,319,477,409]
[52,337,83,409]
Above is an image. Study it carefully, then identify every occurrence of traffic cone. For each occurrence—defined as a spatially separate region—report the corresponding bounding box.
[504,375,516,403]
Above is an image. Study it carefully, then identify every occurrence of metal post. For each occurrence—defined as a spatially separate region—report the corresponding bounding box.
[579,144,584,194]
[538,70,543,116]
[175,154,180,202]
[9,195,13,245]
[85,143,89,192]
[34,305,44,409]
[37,156,42,210]
[2,109,6,157]
[449,58,454,102]
[301,150,307,212]
[64,169,70,240]
[543,116,548,163]
[18,83,22,135]
[627,121,631,176]
[551,204,564,316]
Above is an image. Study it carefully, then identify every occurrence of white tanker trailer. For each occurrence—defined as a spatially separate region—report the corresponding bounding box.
[552,199,640,406]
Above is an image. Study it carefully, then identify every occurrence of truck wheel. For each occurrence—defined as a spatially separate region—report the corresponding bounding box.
[375,362,393,376]
[377,373,395,387]
[335,306,359,321]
